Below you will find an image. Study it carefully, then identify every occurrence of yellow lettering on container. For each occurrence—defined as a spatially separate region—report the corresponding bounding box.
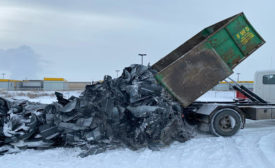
[236,26,255,45]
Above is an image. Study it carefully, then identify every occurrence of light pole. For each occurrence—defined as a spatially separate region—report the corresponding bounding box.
[115,70,120,78]
[1,73,5,79]
[237,73,240,82]
[138,53,147,65]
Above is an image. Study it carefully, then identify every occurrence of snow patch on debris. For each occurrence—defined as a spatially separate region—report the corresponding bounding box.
[0,90,82,104]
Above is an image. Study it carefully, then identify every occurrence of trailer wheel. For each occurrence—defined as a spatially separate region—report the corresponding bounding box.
[210,108,242,137]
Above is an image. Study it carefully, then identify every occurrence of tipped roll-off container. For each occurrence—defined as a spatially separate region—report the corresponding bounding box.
[153,12,265,107]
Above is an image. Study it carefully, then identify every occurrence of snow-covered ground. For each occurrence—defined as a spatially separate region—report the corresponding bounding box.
[0,90,82,104]
[197,90,236,102]
[1,90,275,168]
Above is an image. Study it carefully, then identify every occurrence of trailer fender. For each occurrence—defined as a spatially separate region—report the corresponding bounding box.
[231,107,246,129]
[195,103,236,116]
[195,104,220,116]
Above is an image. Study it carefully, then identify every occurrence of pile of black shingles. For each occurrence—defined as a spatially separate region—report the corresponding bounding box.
[0,64,192,157]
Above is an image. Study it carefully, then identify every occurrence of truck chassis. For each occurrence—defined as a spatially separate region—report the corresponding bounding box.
[184,80,275,136]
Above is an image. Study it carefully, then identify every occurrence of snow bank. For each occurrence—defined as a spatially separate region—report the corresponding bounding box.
[1,119,275,168]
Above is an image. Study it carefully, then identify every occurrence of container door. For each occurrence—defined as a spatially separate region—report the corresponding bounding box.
[155,47,232,107]
[208,14,265,69]
[226,15,264,56]
[208,29,244,68]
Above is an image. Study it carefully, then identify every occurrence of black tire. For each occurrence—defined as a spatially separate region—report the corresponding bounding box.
[210,108,242,137]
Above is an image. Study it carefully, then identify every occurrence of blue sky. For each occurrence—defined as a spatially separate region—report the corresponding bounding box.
[0,0,274,81]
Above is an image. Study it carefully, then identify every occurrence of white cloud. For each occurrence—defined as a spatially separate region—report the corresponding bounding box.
[0,45,42,80]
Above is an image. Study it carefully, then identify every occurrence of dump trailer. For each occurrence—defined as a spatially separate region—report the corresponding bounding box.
[153,12,275,136]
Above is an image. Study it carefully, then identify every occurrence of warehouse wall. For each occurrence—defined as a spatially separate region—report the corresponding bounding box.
[241,83,253,90]
[67,82,91,90]
[212,83,230,91]
[1,79,91,91]
[3,79,254,92]
[43,81,68,91]
[15,80,43,91]
[212,82,254,91]
[0,82,15,91]
[0,82,8,90]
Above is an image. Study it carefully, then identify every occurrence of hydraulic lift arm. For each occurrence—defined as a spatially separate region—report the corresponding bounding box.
[226,77,267,104]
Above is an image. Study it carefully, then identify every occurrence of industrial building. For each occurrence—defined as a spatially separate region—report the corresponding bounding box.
[0,79,20,91]
[43,78,68,91]
[212,81,254,91]
[67,82,92,90]
[0,78,91,91]
[16,80,43,91]
[0,77,253,92]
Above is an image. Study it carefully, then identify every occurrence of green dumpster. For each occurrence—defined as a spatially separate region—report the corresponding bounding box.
[152,12,265,107]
